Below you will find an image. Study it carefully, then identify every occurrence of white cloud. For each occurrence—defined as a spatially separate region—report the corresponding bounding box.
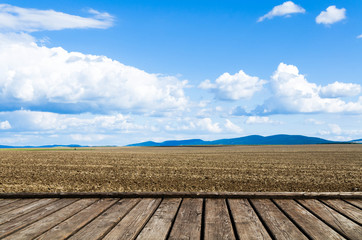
[0,120,11,129]
[305,118,324,125]
[224,119,243,133]
[0,4,114,32]
[319,124,342,136]
[258,1,305,22]
[328,124,342,135]
[196,118,222,133]
[320,81,361,98]
[358,34,362,39]
[70,134,107,142]
[199,70,265,101]
[0,110,144,133]
[164,117,223,133]
[316,6,346,25]
[0,33,188,114]
[256,63,362,114]
[246,116,274,124]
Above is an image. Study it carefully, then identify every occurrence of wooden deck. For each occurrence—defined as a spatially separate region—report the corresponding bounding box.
[0,193,361,240]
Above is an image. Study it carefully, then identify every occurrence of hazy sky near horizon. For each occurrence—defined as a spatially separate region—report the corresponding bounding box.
[0,0,361,146]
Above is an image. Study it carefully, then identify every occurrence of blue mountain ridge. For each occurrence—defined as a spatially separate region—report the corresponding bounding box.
[127,134,356,146]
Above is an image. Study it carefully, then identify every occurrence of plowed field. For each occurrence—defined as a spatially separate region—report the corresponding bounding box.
[0,145,361,192]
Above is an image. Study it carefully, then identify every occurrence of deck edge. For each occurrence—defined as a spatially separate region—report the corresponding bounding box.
[0,192,361,199]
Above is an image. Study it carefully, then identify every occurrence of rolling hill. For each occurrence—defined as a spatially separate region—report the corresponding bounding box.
[127,134,344,146]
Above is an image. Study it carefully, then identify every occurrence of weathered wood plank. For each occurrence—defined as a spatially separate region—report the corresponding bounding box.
[0,198,78,238]
[322,199,362,224]
[0,198,39,215]
[204,198,235,240]
[136,198,182,240]
[228,199,271,240]
[345,199,362,209]
[298,199,362,240]
[0,199,19,207]
[0,198,58,225]
[103,198,162,240]
[2,198,98,240]
[251,199,307,240]
[168,198,203,240]
[68,198,141,240]
[274,199,345,240]
[35,198,117,240]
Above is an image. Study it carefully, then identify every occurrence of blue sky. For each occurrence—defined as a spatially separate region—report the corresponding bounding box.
[0,0,361,146]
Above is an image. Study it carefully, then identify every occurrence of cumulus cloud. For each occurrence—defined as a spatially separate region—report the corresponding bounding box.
[199,70,265,101]
[224,119,243,133]
[320,81,361,98]
[254,63,362,114]
[0,120,11,129]
[245,116,275,124]
[258,1,305,22]
[358,35,362,39]
[0,110,144,133]
[0,33,188,114]
[0,4,114,32]
[197,118,222,133]
[164,117,222,133]
[316,6,346,25]
[319,124,342,136]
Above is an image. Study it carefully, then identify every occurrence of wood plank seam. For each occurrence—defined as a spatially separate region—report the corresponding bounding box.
[0,199,20,208]
[64,198,122,240]
[247,198,276,240]
[342,199,362,211]
[0,198,80,239]
[296,200,351,240]
[132,198,164,239]
[29,199,100,239]
[318,199,362,226]
[164,198,184,240]
[0,198,59,226]
[200,198,206,240]
[82,198,141,240]
[271,199,313,240]
[225,199,240,240]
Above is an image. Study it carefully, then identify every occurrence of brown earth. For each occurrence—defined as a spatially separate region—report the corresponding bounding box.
[0,144,361,193]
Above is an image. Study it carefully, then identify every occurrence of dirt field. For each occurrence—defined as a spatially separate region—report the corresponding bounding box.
[0,144,361,192]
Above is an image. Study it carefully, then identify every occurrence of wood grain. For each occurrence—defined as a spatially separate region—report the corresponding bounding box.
[228,199,271,240]
[204,198,235,240]
[136,198,181,240]
[251,199,307,240]
[0,199,19,207]
[103,198,161,240]
[35,198,117,240]
[345,199,362,209]
[0,198,38,215]
[274,199,345,240]
[68,198,141,240]
[298,199,362,240]
[0,198,78,238]
[322,199,362,224]
[2,198,98,240]
[168,198,203,240]
[0,198,58,225]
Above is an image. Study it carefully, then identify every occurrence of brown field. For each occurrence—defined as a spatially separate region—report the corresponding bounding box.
[0,144,361,193]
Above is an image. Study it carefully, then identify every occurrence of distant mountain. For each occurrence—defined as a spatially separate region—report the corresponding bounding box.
[127,134,342,147]
[350,139,362,144]
[0,144,86,149]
